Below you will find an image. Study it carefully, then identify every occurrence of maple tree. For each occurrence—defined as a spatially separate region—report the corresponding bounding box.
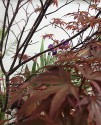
[0,0,101,125]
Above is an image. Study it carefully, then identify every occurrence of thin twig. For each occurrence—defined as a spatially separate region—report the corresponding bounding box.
[8,10,101,75]
[45,0,74,16]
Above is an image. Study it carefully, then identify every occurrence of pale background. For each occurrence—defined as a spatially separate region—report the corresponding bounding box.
[0,0,100,71]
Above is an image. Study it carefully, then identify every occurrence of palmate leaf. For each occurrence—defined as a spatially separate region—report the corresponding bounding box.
[16,115,58,125]
[31,97,52,117]
[45,66,71,81]
[42,34,54,39]
[52,0,58,7]
[91,81,101,94]
[16,118,47,125]
[49,84,79,118]
[33,74,67,85]
[76,63,101,81]
[9,81,31,106]
[77,96,89,107]
[89,42,101,58]
[92,0,100,3]
[87,93,101,125]
[16,66,79,121]
[70,85,79,102]
[49,84,70,118]
[16,85,64,119]
[77,93,101,125]
[17,84,79,122]
[30,66,71,86]
[22,98,60,125]
[0,120,7,125]
[10,66,69,108]
[72,107,88,125]
[76,48,89,57]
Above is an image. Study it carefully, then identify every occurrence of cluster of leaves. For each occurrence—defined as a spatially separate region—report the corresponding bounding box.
[0,0,101,125]
[7,39,101,125]
[34,39,56,71]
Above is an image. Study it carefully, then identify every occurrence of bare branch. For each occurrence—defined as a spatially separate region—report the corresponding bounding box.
[0,0,10,52]
[39,0,44,11]
[45,0,74,16]
[8,10,101,75]
[17,0,53,64]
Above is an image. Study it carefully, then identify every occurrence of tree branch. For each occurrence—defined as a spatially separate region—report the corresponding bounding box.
[8,0,53,72]
[8,10,101,75]
[45,0,74,16]
[0,0,10,52]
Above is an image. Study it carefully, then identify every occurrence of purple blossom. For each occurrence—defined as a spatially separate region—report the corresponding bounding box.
[52,50,57,55]
[48,44,54,48]
[48,44,57,55]
[59,39,69,49]
[47,39,70,55]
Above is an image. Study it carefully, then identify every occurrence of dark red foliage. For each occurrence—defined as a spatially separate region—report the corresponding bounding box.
[9,40,101,125]
[1,0,101,125]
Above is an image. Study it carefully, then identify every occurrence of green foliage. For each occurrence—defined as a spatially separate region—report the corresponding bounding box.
[0,95,5,120]
[0,29,2,39]
[5,41,17,56]
[0,111,5,120]
[0,29,6,40]
[0,95,5,108]
[0,29,17,56]
[40,39,45,67]
[32,39,56,73]
[32,61,37,74]
[98,35,101,41]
